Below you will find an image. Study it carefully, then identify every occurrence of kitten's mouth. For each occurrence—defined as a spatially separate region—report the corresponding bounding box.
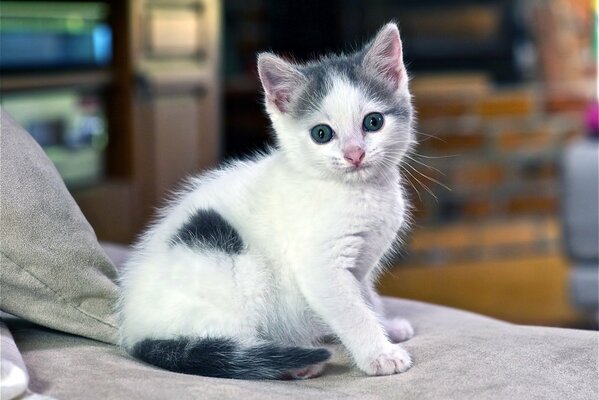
[345,164,370,173]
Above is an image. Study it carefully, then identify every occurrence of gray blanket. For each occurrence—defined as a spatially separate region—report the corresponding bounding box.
[5,297,597,400]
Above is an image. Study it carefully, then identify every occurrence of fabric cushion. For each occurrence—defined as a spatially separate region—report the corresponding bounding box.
[1,318,28,399]
[0,109,119,344]
[0,316,55,400]
[6,298,598,400]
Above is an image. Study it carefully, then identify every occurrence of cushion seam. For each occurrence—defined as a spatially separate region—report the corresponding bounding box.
[0,250,118,330]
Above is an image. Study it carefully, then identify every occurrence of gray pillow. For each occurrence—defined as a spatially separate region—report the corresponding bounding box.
[0,109,119,344]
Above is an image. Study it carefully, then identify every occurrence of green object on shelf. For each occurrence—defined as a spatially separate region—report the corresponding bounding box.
[0,2,109,33]
[46,146,105,188]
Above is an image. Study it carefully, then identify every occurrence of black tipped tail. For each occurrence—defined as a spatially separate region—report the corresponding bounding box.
[130,337,331,380]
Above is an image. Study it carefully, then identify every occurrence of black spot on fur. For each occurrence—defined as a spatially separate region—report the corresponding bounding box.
[171,209,244,254]
[131,337,331,380]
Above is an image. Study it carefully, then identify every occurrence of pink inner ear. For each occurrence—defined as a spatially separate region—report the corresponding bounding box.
[258,54,303,113]
[378,39,403,85]
[364,25,405,88]
[271,91,291,113]
[384,37,403,84]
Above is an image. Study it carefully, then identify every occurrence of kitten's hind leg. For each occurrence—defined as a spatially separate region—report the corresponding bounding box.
[363,282,414,343]
[284,362,327,380]
[382,318,414,343]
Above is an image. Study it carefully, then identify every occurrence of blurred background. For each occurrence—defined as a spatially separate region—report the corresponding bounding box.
[1,0,597,328]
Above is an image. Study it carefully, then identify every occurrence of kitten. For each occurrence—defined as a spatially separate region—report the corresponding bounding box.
[118,22,416,380]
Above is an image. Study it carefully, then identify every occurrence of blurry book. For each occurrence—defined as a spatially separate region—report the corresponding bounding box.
[0,1,112,70]
[1,90,109,188]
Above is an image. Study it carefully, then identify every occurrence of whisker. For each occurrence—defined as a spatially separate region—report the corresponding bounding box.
[414,130,445,143]
[399,164,438,202]
[404,154,445,176]
[403,162,452,191]
[398,165,423,203]
[412,152,459,160]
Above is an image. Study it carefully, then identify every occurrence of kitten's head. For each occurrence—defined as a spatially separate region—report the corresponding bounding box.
[258,23,414,183]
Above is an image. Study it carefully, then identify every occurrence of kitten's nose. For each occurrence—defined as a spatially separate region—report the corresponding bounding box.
[344,147,366,167]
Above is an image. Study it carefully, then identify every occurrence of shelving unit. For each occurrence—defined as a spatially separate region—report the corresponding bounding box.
[0,70,113,91]
[1,0,222,243]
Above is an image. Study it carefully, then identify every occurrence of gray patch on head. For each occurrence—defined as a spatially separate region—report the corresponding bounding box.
[289,50,411,121]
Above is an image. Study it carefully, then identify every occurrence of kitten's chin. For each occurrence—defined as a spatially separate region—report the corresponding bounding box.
[337,163,391,184]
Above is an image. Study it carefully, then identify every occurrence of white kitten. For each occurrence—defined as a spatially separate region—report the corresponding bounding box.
[118,22,416,380]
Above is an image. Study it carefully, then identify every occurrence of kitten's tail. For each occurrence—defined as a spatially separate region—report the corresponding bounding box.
[129,337,331,380]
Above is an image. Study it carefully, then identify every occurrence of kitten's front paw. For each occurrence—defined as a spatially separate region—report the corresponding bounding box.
[359,345,412,376]
[384,318,414,343]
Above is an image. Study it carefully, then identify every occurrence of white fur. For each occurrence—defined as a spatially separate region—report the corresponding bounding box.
[119,23,415,377]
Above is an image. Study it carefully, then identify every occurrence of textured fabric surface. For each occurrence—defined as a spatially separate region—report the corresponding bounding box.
[0,317,55,400]
[1,318,28,399]
[0,109,119,344]
[6,298,598,400]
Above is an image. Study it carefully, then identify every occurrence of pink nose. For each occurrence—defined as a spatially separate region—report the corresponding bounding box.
[344,148,366,167]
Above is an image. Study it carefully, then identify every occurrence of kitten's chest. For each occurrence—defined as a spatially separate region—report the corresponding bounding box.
[325,180,403,232]
[256,179,405,263]
[335,186,404,272]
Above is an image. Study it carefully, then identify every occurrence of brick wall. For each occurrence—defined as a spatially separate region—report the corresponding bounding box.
[406,86,586,225]
[398,83,588,266]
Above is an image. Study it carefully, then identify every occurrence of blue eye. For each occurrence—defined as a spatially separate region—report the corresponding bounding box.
[310,124,334,144]
[363,112,384,132]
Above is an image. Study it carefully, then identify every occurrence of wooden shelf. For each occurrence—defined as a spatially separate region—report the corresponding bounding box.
[136,64,213,93]
[0,69,113,92]
[379,254,585,327]
[0,0,222,244]
[73,179,138,244]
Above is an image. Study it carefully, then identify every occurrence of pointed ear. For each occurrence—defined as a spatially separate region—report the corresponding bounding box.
[257,53,305,113]
[362,23,406,89]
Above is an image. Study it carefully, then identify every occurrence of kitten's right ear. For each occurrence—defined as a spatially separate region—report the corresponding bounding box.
[257,53,305,114]
[362,23,406,90]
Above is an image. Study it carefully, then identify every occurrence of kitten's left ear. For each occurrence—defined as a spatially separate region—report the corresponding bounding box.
[363,23,406,89]
[257,53,305,114]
